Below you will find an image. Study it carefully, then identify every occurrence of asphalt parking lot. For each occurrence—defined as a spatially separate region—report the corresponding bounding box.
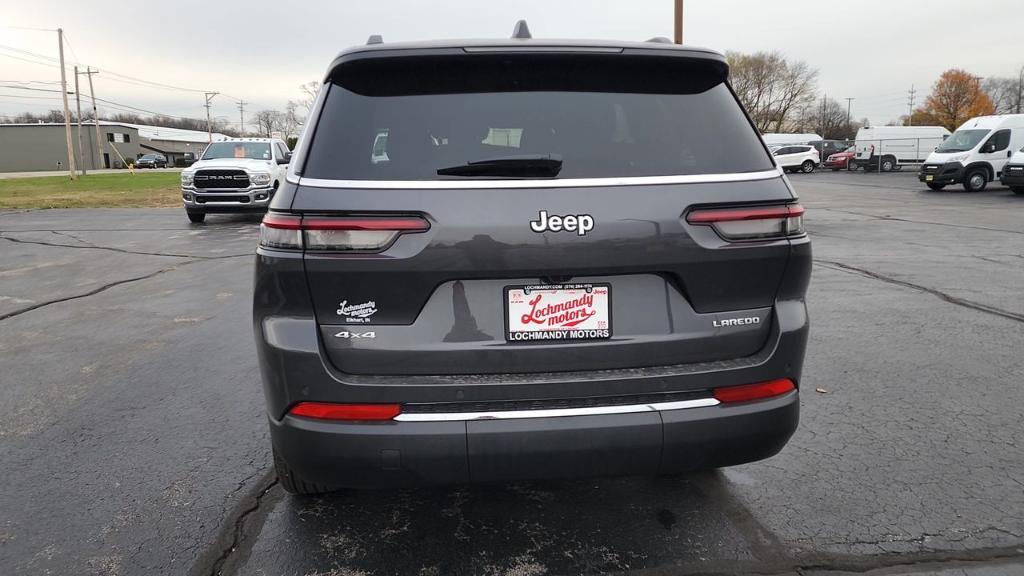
[1,171,1023,576]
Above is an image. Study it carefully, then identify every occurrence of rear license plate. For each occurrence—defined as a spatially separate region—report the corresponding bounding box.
[926,175,934,181]
[505,284,611,342]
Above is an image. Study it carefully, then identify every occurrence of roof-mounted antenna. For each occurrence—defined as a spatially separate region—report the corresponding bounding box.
[511,20,532,39]
[646,36,673,44]
[366,34,383,45]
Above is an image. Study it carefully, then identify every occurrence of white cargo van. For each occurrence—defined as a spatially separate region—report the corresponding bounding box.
[853,126,950,172]
[919,114,1024,191]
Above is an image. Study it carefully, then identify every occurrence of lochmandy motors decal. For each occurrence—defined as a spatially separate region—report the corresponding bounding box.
[336,299,378,324]
[506,283,611,342]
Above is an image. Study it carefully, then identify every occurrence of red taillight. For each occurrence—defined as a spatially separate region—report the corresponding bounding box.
[259,213,430,251]
[288,402,401,421]
[686,204,804,241]
[713,379,795,403]
[259,213,303,249]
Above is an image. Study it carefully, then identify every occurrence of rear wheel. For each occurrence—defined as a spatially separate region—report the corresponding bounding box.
[800,160,815,173]
[274,446,336,495]
[186,210,206,223]
[962,169,988,192]
[926,183,946,191]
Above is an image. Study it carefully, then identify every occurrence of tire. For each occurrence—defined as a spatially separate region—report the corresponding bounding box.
[274,446,336,495]
[926,183,946,191]
[186,210,206,223]
[962,169,987,192]
[801,160,815,173]
[847,162,858,172]
[1011,186,1024,195]
[880,157,895,172]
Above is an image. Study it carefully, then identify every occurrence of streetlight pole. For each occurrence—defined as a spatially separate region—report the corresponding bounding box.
[674,0,684,44]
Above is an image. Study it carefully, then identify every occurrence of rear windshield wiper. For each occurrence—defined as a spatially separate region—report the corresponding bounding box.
[436,155,562,178]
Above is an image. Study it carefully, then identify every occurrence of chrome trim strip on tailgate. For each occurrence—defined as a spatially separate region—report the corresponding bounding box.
[393,398,720,421]
[289,169,782,189]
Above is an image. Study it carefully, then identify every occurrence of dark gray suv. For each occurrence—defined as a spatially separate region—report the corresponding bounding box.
[254,25,810,493]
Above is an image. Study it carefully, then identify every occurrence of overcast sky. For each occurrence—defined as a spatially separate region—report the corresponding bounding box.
[2,0,1022,128]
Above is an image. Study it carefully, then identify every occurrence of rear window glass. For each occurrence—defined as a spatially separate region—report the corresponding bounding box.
[303,54,772,180]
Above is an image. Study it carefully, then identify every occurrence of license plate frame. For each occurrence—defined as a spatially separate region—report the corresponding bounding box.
[504,283,612,342]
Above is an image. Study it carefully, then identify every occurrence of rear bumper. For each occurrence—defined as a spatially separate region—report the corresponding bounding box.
[270,390,799,488]
[919,162,964,184]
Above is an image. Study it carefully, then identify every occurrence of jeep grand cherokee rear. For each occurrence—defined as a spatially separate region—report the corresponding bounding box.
[254,29,810,493]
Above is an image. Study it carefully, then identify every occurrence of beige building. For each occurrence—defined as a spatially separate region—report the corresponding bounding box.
[0,122,228,172]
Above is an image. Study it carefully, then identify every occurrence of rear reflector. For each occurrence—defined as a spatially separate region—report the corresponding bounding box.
[713,379,795,403]
[259,213,430,251]
[686,204,804,241]
[288,402,401,421]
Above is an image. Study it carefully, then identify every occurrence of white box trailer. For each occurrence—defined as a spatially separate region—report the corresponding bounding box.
[762,133,823,147]
[853,126,950,171]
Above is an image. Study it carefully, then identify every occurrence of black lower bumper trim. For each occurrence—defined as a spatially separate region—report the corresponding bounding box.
[269,391,799,488]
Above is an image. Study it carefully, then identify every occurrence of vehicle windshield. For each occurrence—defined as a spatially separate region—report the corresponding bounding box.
[935,129,989,153]
[304,55,774,180]
[202,142,272,161]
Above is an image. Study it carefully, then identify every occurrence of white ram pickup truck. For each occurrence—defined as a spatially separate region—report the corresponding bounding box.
[180,137,291,223]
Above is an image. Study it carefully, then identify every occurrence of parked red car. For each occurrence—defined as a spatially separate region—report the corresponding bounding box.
[825,147,856,171]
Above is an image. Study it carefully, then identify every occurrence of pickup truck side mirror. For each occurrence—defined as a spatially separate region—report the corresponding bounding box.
[276,154,290,165]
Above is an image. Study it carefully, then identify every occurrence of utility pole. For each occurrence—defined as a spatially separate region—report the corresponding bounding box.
[845,97,854,127]
[204,92,218,144]
[907,85,917,126]
[820,94,827,139]
[674,0,684,44]
[84,67,103,169]
[73,65,86,175]
[1016,67,1022,114]
[57,28,77,180]
[237,100,247,136]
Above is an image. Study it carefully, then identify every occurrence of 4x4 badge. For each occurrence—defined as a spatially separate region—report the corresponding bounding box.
[529,210,594,236]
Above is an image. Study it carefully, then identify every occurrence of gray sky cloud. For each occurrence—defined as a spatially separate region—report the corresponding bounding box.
[2,0,1022,127]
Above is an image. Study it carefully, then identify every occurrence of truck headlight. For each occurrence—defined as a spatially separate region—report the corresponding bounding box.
[181,172,193,186]
[251,173,271,186]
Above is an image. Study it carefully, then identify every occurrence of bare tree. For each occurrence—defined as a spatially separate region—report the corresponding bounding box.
[298,81,321,112]
[727,51,818,134]
[252,109,285,137]
[983,68,1024,114]
[792,97,857,139]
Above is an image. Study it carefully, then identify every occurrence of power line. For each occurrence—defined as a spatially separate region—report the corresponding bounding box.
[0,50,62,69]
[0,25,57,32]
[61,32,82,66]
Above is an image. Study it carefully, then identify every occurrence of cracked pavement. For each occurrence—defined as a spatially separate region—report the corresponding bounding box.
[1,173,1023,575]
